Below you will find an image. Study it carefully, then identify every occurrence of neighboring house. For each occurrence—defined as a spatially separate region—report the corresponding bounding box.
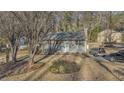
[0,44,6,52]
[19,37,27,50]
[97,29,123,44]
[41,31,87,54]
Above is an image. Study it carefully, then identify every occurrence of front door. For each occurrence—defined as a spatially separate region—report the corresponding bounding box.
[64,41,69,53]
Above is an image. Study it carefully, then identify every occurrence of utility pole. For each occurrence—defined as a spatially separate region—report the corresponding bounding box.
[108,11,112,43]
[84,28,89,53]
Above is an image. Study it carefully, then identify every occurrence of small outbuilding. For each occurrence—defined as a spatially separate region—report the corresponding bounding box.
[41,31,87,54]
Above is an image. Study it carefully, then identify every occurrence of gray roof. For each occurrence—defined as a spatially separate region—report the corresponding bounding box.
[43,31,85,41]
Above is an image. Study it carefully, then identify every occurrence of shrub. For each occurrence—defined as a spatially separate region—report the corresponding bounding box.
[49,60,80,74]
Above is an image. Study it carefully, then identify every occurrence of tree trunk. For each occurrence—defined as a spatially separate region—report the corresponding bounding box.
[29,54,35,64]
[11,46,18,63]
[27,54,35,71]
[27,44,38,70]
[5,44,10,63]
[11,49,17,63]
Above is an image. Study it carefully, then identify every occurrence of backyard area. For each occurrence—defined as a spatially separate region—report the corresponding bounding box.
[0,52,124,81]
[0,11,124,81]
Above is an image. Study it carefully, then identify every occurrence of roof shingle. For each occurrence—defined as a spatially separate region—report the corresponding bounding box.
[43,31,85,41]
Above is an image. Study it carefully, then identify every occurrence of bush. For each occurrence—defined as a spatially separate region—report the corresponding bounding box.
[49,60,80,74]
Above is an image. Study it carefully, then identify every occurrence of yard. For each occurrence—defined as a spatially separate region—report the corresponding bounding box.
[0,50,28,64]
[1,53,124,81]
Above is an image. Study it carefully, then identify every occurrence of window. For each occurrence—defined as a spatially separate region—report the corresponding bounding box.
[75,41,83,45]
[75,41,79,45]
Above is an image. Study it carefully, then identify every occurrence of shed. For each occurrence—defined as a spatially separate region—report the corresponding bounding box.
[41,31,87,54]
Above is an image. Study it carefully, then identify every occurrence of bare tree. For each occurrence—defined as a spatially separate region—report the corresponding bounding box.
[0,12,22,63]
[12,11,53,68]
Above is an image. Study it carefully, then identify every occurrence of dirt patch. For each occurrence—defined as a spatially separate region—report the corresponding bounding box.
[1,54,64,80]
[1,54,124,81]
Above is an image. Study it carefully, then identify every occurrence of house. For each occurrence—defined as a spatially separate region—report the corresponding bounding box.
[19,37,27,50]
[97,29,123,44]
[41,31,87,54]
